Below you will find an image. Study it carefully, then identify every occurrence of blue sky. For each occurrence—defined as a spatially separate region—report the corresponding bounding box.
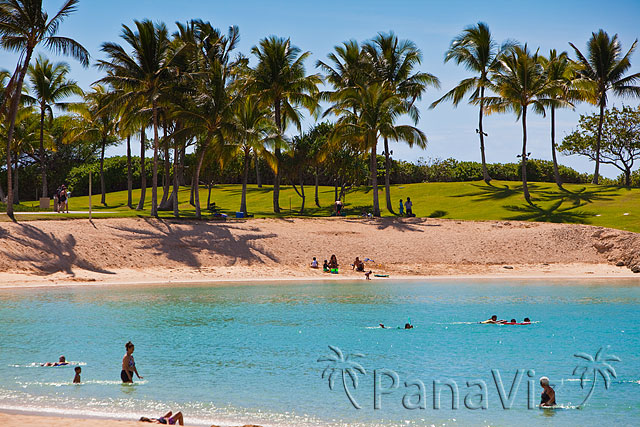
[3,0,640,177]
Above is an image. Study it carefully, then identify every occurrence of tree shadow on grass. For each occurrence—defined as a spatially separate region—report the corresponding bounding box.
[503,200,596,224]
[450,182,538,202]
[537,186,618,206]
[1,223,115,276]
[108,218,279,267]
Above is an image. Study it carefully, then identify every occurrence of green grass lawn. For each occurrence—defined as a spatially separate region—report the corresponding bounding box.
[4,180,639,233]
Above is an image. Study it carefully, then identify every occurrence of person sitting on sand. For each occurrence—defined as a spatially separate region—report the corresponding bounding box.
[352,257,365,272]
[539,377,556,407]
[73,366,81,383]
[311,257,319,268]
[404,323,414,329]
[140,411,184,425]
[328,255,339,269]
[323,260,330,272]
[42,355,68,366]
[365,270,372,280]
[121,341,143,383]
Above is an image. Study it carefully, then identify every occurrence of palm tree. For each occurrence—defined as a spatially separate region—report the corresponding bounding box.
[97,19,172,217]
[317,345,366,410]
[540,50,580,188]
[3,105,38,204]
[249,36,321,213]
[172,22,242,219]
[430,22,512,183]
[573,346,620,407]
[69,84,118,205]
[329,82,426,216]
[570,30,640,184]
[0,0,89,217]
[365,32,439,213]
[485,45,552,203]
[229,96,275,215]
[25,54,83,198]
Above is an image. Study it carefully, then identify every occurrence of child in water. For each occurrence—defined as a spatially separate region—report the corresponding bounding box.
[73,367,81,383]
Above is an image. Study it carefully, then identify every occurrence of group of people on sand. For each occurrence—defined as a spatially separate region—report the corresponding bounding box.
[481,315,531,324]
[311,255,373,279]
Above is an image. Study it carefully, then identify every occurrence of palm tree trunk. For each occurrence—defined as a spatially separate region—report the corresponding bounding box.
[193,145,208,219]
[255,150,262,188]
[13,150,19,205]
[299,171,305,215]
[383,138,394,214]
[126,135,133,208]
[0,181,5,202]
[160,123,170,207]
[521,108,531,204]
[39,106,48,198]
[189,174,195,206]
[550,106,563,189]
[151,102,159,217]
[172,143,179,217]
[100,139,106,205]
[592,102,605,184]
[136,128,147,210]
[479,87,491,183]
[273,98,282,213]
[207,181,212,209]
[240,148,249,215]
[371,142,380,217]
[314,166,320,207]
[5,49,34,218]
[178,145,186,186]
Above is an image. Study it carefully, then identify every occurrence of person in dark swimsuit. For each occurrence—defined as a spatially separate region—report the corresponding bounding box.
[539,376,556,407]
[121,341,143,383]
[140,411,184,425]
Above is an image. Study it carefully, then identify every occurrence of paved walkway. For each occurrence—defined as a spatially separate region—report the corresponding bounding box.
[12,211,119,215]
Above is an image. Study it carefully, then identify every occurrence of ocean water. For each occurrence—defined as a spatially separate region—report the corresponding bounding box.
[0,280,639,426]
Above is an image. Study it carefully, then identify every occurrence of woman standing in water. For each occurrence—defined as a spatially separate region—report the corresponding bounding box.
[121,341,143,383]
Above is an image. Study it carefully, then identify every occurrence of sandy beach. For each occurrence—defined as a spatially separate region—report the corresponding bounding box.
[1,217,639,427]
[0,217,639,288]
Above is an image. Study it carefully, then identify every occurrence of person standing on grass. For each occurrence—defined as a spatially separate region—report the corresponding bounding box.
[399,199,404,216]
[405,197,413,217]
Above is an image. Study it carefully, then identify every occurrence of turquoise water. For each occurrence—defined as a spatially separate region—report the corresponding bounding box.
[0,280,639,426]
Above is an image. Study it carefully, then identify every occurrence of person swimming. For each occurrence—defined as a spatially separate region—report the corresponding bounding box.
[480,315,506,324]
[404,323,413,329]
[523,317,531,323]
[379,323,386,329]
[509,319,516,323]
[42,355,68,367]
[539,376,556,407]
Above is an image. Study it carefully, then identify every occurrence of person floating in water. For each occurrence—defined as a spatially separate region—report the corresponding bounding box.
[379,323,386,329]
[523,317,531,323]
[42,355,69,366]
[539,376,556,407]
[73,366,81,383]
[121,341,143,383]
[404,323,414,329]
[480,315,506,324]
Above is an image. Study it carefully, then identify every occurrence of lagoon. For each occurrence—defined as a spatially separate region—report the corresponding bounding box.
[0,280,639,426]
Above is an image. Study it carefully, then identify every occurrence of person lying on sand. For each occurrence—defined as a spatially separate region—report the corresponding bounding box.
[42,355,68,366]
[539,377,556,407]
[140,411,184,425]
